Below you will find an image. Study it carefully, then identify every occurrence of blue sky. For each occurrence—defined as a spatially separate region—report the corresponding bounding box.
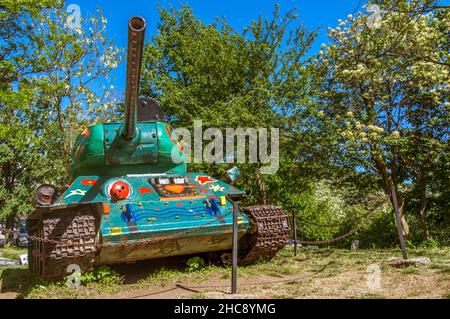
[73,0,366,96]
[72,0,450,99]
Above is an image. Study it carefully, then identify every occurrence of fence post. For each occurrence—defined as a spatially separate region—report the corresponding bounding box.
[231,201,238,294]
[293,212,298,256]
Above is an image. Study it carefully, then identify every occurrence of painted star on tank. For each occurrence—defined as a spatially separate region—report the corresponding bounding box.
[209,184,225,192]
[65,189,87,198]
[195,175,215,184]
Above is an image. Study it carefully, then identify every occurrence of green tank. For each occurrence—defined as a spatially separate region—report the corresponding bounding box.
[26,16,290,279]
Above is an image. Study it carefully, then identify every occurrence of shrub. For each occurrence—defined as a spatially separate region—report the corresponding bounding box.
[80,265,122,286]
[186,256,205,272]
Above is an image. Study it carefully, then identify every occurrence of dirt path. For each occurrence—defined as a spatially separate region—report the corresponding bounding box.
[99,248,450,299]
[104,270,307,298]
[1,248,449,299]
[0,292,18,299]
[102,272,320,299]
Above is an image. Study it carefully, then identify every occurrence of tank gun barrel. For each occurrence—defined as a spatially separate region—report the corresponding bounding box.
[122,16,146,140]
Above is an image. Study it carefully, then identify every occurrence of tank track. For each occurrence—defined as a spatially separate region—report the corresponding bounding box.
[238,205,290,265]
[27,206,99,279]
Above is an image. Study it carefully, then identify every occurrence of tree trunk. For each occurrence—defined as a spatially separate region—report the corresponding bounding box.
[5,214,16,246]
[390,188,409,239]
[418,173,429,240]
[376,159,410,239]
[373,155,409,251]
[255,168,268,205]
[389,183,408,259]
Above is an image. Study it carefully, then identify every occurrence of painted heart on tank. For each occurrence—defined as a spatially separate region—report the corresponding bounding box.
[164,184,185,194]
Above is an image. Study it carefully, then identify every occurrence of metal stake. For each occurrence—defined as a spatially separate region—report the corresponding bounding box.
[293,212,298,256]
[231,201,238,294]
[390,183,408,260]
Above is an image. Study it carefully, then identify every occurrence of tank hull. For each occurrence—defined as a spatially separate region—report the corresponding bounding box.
[96,231,246,265]
[27,200,289,279]
[27,173,253,278]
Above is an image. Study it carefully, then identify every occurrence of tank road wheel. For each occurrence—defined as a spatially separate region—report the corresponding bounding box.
[219,252,232,265]
[237,205,290,265]
[27,205,100,280]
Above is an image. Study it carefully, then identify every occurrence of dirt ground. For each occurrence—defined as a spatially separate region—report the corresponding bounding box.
[1,247,449,299]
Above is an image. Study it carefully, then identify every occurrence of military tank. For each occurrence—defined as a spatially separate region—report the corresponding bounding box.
[26,16,290,279]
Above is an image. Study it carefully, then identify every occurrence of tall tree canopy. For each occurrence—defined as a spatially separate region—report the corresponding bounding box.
[310,0,449,240]
[0,0,121,229]
[141,5,320,206]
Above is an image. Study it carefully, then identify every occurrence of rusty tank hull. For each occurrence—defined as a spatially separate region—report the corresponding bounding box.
[27,175,290,279]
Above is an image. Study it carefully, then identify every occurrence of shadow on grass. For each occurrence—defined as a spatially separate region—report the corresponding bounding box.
[302,248,335,258]
[110,252,221,285]
[0,267,47,298]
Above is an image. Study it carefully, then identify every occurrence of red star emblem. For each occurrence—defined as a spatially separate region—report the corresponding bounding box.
[195,175,215,185]
[81,179,97,186]
[137,187,153,195]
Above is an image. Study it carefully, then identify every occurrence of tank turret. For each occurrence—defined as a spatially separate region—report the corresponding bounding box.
[70,16,186,178]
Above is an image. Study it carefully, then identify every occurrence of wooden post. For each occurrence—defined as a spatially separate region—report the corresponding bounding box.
[390,184,408,260]
[293,212,298,256]
[231,201,238,294]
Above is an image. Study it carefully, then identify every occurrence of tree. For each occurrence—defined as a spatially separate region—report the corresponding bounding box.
[310,0,449,239]
[0,1,121,233]
[141,5,317,205]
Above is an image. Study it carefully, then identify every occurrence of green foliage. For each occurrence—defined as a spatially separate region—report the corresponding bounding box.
[186,256,205,272]
[141,4,318,205]
[406,236,441,249]
[0,1,121,226]
[343,210,399,249]
[0,247,27,259]
[309,0,449,241]
[80,265,122,286]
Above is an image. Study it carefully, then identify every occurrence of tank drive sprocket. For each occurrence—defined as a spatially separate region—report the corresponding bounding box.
[219,205,290,265]
[27,205,99,279]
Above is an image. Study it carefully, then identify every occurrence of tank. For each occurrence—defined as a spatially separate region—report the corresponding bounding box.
[26,16,290,279]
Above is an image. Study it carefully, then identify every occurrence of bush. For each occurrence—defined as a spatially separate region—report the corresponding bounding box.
[186,256,205,272]
[335,209,399,249]
[408,237,441,249]
[80,265,122,286]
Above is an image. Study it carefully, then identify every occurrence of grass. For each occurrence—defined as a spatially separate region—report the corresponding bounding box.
[0,246,449,299]
[0,247,27,260]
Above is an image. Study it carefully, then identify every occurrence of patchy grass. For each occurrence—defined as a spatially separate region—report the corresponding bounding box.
[0,247,27,260]
[0,247,449,299]
[0,265,47,298]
